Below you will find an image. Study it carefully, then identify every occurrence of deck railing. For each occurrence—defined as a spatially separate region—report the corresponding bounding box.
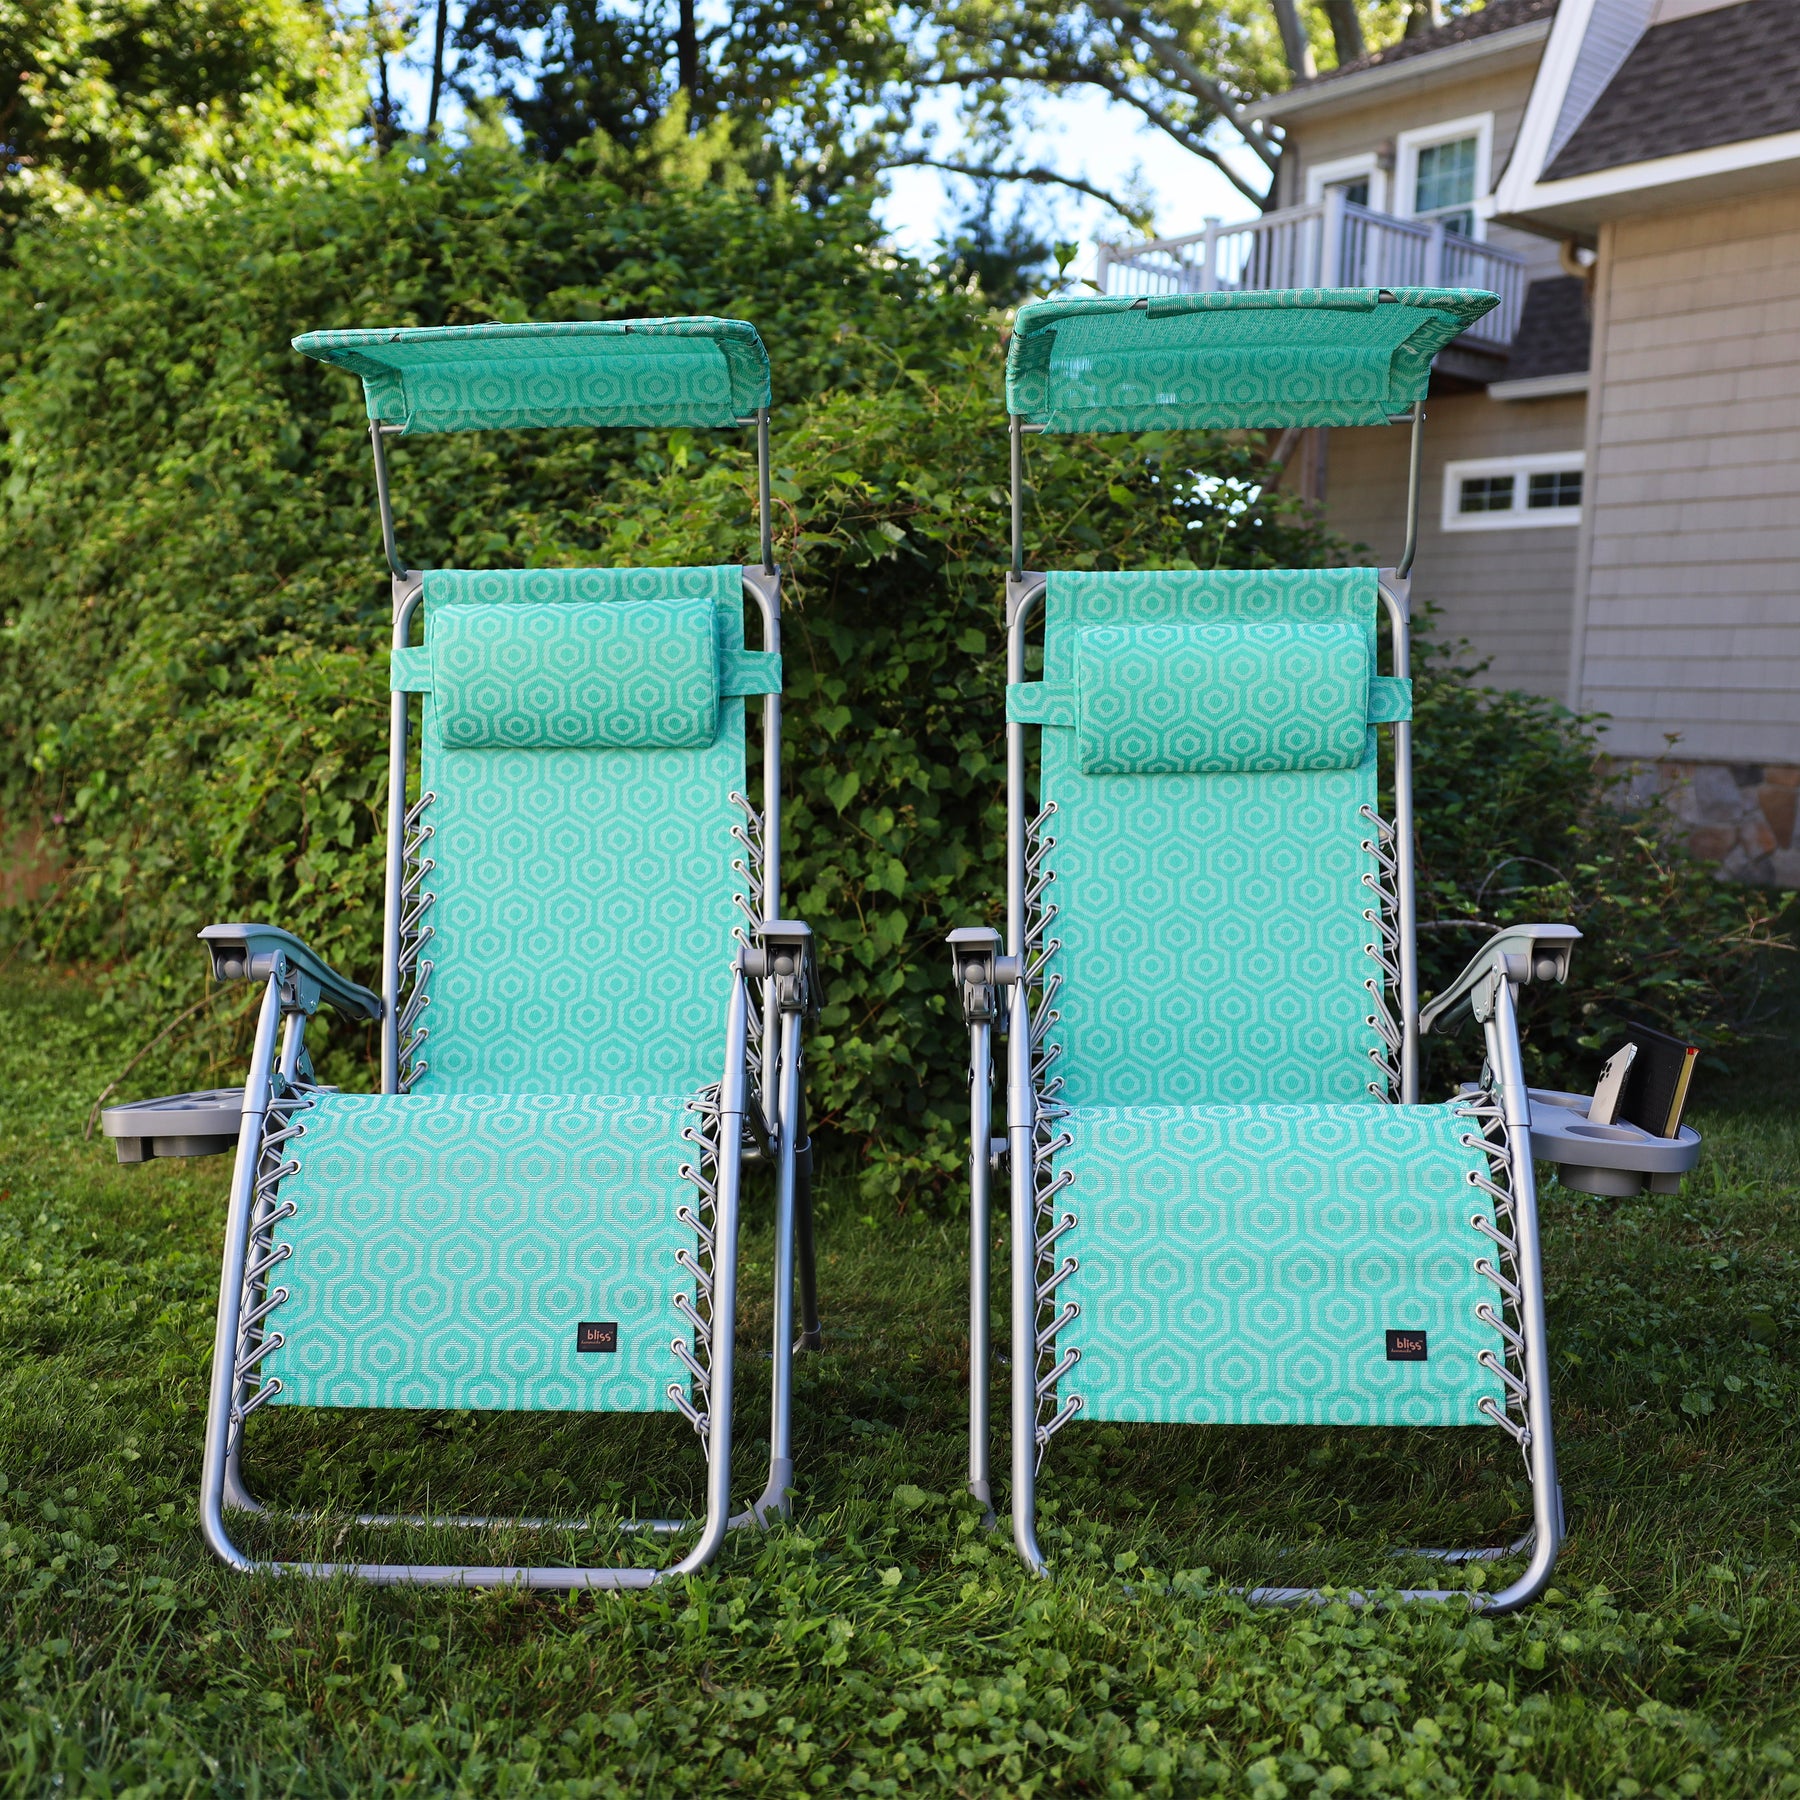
[1095,189,1526,349]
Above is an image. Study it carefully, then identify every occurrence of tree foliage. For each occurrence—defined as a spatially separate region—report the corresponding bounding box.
[0,141,1783,1198]
[0,0,365,227]
[451,0,909,193]
[910,0,1464,211]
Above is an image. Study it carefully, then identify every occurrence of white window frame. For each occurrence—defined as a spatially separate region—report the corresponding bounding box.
[1441,451,1585,532]
[1395,113,1494,241]
[1304,152,1389,214]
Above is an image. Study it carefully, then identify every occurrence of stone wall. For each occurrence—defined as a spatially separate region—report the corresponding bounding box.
[1617,761,1800,888]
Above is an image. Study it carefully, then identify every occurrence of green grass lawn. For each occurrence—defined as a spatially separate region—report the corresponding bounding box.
[1,967,1797,1798]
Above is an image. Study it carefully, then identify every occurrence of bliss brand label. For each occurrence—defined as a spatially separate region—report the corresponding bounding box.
[1385,1329,1428,1362]
[576,1321,619,1354]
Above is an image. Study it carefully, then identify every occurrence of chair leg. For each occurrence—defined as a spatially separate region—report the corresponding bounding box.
[966,1019,995,1519]
[201,972,759,1588]
[793,1079,823,1353]
[1005,982,1050,1577]
[744,1007,805,1525]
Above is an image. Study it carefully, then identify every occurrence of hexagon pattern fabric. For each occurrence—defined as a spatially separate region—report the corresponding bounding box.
[291,318,771,434]
[430,596,720,750]
[1058,1105,1502,1426]
[1072,619,1371,775]
[1006,288,1499,431]
[263,1093,690,1413]
[417,565,746,1096]
[1039,567,1383,1107]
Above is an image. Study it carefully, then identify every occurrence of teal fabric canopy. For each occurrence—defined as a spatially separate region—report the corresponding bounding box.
[1006,288,1499,432]
[291,317,771,435]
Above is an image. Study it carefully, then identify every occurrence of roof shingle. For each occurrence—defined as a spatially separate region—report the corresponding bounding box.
[1545,0,1800,181]
[1297,0,1557,88]
[1501,276,1590,380]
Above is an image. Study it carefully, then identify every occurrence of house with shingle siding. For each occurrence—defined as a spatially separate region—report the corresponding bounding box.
[1101,0,1800,884]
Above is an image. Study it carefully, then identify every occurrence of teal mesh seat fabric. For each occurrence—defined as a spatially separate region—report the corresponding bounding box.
[1025,568,1385,1108]
[291,318,771,434]
[1017,566,1505,1428]
[263,1093,689,1413]
[416,566,748,1096]
[1061,1104,1499,1426]
[264,564,760,1416]
[1006,289,1499,431]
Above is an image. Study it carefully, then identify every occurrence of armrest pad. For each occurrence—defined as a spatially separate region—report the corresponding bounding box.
[199,923,383,1022]
[1419,923,1580,1037]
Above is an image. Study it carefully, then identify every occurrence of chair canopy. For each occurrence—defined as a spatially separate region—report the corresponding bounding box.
[1005,288,1498,432]
[292,317,771,435]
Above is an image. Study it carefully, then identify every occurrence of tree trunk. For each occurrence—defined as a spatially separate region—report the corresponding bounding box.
[369,0,396,154]
[426,0,449,137]
[1403,0,1443,36]
[1270,0,1317,80]
[677,0,700,102]
[1321,0,1366,65]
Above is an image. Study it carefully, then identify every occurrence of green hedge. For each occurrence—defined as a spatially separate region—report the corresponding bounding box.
[1,145,1783,1196]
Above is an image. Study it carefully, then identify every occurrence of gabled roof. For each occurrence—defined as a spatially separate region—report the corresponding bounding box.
[1313,0,1558,86]
[1498,276,1589,381]
[1544,0,1800,179]
[1495,0,1800,234]
[1250,0,1555,121]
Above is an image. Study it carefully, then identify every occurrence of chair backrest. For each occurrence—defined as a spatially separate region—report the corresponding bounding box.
[400,564,770,1097]
[1019,566,1396,1109]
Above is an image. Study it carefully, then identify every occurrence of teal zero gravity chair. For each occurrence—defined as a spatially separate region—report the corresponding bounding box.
[152,319,821,1587]
[948,289,1589,1612]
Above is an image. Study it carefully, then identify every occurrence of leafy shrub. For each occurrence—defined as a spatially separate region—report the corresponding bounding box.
[0,143,1334,1192]
[1409,628,1789,1094]
[1,142,1785,1199]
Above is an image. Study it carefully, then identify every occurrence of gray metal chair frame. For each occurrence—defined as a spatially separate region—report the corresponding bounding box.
[951,401,1581,1612]
[194,409,824,1589]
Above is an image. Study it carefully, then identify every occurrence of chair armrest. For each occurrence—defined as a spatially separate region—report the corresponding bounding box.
[1419,923,1581,1037]
[199,923,383,1022]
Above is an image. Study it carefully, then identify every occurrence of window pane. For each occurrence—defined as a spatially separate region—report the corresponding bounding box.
[1415,137,1477,216]
[1459,474,1515,514]
[1333,177,1370,207]
[1527,469,1582,510]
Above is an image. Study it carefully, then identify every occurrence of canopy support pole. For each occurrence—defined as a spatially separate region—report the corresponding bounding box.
[757,409,773,573]
[368,423,406,578]
[1009,415,1025,576]
[1399,401,1425,578]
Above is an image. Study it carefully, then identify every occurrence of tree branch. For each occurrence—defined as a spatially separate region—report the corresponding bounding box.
[1084,0,1279,171]
[1322,0,1367,65]
[1270,0,1317,81]
[1074,66,1271,205]
[879,154,1152,226]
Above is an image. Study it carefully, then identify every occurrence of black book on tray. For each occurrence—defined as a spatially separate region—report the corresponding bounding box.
[1590,1022,1700,1139]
